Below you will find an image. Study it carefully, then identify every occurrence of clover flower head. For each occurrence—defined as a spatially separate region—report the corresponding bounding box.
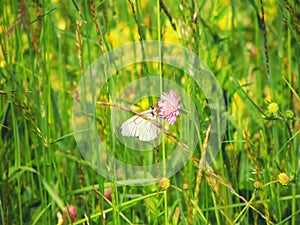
[158,90,181,125]
[63,204,77,222]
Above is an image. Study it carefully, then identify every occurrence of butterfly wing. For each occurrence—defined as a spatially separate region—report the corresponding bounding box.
[137,116,159,141]
[121,108,160,142]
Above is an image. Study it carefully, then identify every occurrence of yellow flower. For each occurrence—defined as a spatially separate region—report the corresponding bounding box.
[268,102,279,114]
[160,177,170,190]
[253,181,262,188]
[183,183,189,190]
[278,173,289,185]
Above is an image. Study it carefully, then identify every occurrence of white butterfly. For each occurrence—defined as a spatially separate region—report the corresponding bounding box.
[120,106,160,142]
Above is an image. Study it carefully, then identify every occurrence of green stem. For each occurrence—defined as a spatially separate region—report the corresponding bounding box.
[157,1,168,224]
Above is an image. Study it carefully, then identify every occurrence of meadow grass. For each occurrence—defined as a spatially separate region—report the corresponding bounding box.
[0,0,299,224]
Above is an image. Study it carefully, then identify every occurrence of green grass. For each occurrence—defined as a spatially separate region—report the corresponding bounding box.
[0,0,299,224]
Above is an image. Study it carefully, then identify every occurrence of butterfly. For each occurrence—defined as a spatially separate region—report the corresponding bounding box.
[120,106,161,142]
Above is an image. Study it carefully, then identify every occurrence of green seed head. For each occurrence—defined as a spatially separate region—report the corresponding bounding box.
[285,110,294,119]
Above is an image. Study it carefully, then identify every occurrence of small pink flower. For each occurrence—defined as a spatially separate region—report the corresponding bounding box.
[104,187,112,199]
[63,204,77,223]
[158,90,181,125]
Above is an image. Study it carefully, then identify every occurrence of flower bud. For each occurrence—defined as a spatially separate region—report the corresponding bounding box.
[278,173,289,185]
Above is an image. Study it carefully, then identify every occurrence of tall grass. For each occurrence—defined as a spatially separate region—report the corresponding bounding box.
[0,0,299,224]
